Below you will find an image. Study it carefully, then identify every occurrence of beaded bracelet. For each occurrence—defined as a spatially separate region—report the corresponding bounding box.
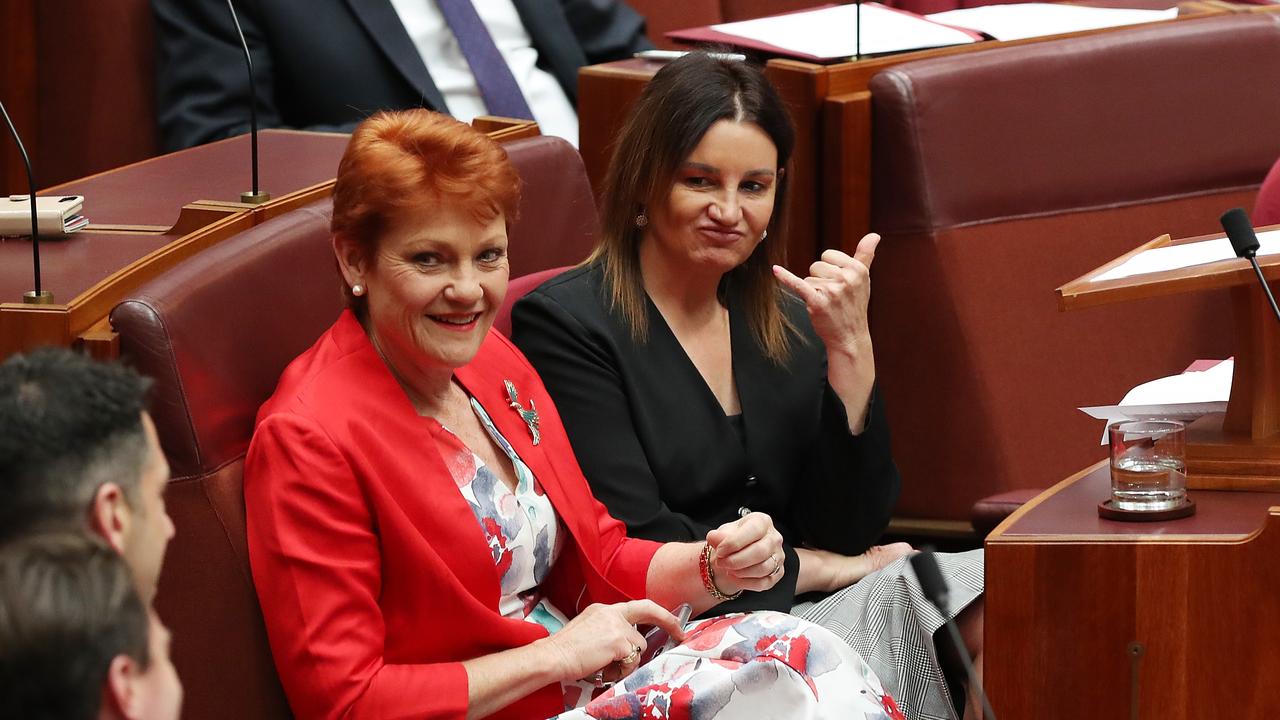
[699,542,743,601]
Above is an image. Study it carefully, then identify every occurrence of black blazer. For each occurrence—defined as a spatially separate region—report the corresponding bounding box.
[152,0,651,151]
[511,263,901,613]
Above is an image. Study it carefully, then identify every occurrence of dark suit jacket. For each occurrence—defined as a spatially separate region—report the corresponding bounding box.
[152,0,651,150]
[246,310,660,720]
[511,263,902,614]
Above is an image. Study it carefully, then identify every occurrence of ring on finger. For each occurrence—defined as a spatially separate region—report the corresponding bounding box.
[768,555,782,577]
[621,644,642,666]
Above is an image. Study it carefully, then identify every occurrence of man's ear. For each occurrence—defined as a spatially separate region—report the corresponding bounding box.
[332,232,367,289]
[88,482,130,556]
[102,653,140,720]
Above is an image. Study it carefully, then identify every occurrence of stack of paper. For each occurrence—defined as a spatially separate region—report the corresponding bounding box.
[1092,229,1280,283]
[690,4,980,61]
[1079,359,1233,443]
[926,3,1178,42]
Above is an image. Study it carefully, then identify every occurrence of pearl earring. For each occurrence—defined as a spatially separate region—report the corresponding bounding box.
[352,284,365,297]
[634,211,648,228]
[761,230,768,241]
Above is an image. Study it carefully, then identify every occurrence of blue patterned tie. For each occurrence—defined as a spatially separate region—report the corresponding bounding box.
[435,0,535,120]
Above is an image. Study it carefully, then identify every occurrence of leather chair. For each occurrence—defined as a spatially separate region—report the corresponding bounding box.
[1255,155,1280,227]
[495,266,572,337]
[504,136,597,279]
[867,13,1280,529]
[108,134,598,718]
[111,203,335,720]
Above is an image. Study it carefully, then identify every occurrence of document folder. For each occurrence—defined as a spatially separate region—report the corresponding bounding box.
[0,194,88,236]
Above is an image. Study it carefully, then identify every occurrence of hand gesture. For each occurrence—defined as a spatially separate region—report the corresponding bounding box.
[705,512,786,595]
[772,233,880,353]
[539,600,684,684]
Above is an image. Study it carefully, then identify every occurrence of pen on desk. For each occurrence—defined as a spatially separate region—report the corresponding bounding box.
[634,50,747,63]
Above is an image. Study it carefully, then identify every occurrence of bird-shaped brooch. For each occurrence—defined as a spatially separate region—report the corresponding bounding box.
[504,379,541,445]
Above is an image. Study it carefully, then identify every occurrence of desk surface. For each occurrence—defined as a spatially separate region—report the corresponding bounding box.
[1,130,349,305]
[48,129,349,229]
[992,460,1280,542]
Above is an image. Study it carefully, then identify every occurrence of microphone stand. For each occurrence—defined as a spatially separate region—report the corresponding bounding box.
[855,0,865,60]
[911,550,997,720]
[1,99,53,304]
[227,0,270,205]
[1220,208,1280,325]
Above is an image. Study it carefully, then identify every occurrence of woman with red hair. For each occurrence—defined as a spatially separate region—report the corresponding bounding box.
[244,110,902,720]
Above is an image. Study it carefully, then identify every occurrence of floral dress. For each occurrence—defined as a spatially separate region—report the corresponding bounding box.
[441,398,905,720]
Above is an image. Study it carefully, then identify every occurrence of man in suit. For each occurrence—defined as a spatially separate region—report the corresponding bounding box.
[152,0,652,151]
[0,348,174,605]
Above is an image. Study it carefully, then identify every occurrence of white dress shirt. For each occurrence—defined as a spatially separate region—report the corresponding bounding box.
[388,0,580,146]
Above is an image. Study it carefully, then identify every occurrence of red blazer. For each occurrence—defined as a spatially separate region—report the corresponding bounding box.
[245,311,661,720]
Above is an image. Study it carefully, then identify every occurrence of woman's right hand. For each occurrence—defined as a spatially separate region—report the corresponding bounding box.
[536,600,685,684]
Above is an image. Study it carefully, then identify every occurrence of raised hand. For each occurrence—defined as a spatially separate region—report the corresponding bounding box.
[771,233,879,353]
[538,600,684,684]
[772,233,880,434]
[705,511,786,595]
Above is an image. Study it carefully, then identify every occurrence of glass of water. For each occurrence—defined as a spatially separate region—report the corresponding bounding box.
[1108,420,1187,511]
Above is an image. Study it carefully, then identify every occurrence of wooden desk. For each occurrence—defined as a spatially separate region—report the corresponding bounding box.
[0,130,350,359]
[0,120,539,359]
[985,462,1280,717]
[578,4,1229,270]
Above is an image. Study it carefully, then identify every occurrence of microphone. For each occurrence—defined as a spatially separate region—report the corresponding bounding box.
[911,549,997,720]
[1220,207,1280,325]
[0,99,53,305]
[226,0,270,205]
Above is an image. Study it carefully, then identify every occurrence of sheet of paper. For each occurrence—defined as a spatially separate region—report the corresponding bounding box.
[1079,359,1233,443]
[926,3,1176,41]
[1091,229,1280,283]
[710,4,977,59]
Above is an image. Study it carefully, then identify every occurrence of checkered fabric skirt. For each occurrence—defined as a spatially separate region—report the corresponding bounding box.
[793,549,985,720]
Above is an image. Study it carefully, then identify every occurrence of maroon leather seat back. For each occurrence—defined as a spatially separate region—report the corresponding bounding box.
[107,134,598,718]
[495,266,572,337]
[867,13,1280,522]
[1256,155,1280,227]
[504,136,597,278]
[111,202,338,720]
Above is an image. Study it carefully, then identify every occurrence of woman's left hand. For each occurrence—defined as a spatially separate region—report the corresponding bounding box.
[772,233,879,354]
[705,512,786,595]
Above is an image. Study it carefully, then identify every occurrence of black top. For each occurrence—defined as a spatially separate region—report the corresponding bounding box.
[511,263,901,613]
[151,0,652,150]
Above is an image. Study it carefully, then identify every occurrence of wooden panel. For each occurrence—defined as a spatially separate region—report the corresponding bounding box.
[987,467,1280,717]
[763,59,828,271]
[577,60,661,201]
[821,91,872,255]
[1,0,38,197]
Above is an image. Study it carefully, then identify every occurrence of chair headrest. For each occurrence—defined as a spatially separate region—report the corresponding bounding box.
[112,201,342,479]
[870,13,1280,233]
[503,135,598,276]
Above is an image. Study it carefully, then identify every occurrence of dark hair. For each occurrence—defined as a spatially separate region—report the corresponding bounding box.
[0,348,153,544]
[0,532,151,718]
[331,109,522,316]
[591,51,798,361]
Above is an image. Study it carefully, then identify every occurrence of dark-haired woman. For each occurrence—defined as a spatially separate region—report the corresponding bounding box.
[512,53,984,720]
